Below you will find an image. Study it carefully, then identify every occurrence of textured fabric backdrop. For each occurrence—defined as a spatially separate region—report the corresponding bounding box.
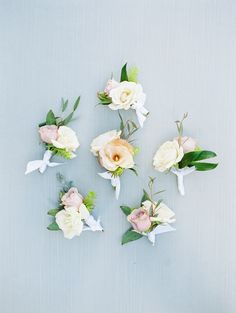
[1,1,235,312]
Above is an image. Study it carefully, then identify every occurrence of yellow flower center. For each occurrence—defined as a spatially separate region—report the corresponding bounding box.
[113,154,120,162]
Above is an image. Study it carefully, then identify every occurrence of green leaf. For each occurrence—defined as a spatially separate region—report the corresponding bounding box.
[128,66,139,82]
[120,206,133,216]
[83,191,96,213]
[63,112,74,125]
[128,168,138,176]
[141,189,151,205]
[120,63,128,82]
[97,92,112,105]
[73,96,80,111]
[179,150,217,168]
[122,229,143,245]
[47,222,60,231]
[133,146,140,155]
[47,208,60,217]
[38,122,46,127]
[191,162,218,171]
[61,98,68,112]
[47,144,75,159]
[46,110,56,125]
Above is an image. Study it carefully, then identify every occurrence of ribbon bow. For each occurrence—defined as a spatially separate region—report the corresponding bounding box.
[25,150,62,175]
[171,166,196,196]
[146,224,176,246]
[98,171,120,199]
[132,97,149,128]
[83,215,103,232]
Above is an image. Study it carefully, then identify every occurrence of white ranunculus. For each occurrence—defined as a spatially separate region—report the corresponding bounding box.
[51,126,80,152]
[55,207,83,239]
[154,202,175,224]
[109,81,145,110]
[153,140,184,172]
[90,130,121,156]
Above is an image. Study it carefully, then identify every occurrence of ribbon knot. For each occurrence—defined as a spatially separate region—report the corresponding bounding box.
[25,150,62,175]
[131,97,149,128]
[146,224,176,246]
[98,171,121,199]
[171,166,196,196]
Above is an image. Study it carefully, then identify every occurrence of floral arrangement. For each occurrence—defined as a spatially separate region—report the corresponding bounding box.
[90,114,139,199]
[25,97,80,174]
[153,113,218,195]
[121,178,175,245]
[47,174,103,239]
[97,63,149,128]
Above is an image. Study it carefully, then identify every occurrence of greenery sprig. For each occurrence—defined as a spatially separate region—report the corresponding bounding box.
[39,96,80,127]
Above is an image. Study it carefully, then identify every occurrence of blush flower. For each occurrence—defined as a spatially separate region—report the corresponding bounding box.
[39,125,58,144]
[61,187,83,209]
[127,207,151,233]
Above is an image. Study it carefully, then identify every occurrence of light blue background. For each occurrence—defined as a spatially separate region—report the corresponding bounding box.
[1,1,235,312]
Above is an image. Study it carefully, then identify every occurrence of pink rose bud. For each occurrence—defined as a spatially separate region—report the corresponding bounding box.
[61,187,83,209]
[39,125,58,144]
[175,136,197,153]
[104,79,119,95]
[128,207,151,232]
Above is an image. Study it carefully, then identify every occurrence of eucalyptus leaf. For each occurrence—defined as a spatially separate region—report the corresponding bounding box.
[120,63,128,82]
[122,229,143,245]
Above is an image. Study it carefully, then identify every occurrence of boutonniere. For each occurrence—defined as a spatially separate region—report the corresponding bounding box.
[25,97,80,174]
[97,63,149,128]
[47,174,103,239]
[121,177,175,246]
[153,113,218,195]
[90,114,139,199]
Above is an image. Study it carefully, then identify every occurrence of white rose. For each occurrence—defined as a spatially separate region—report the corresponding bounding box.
[90,130,121,156]
[109,81,145,110]
[154,202,175,224]
[55,207,83,239]
[51,126,79,152]
[153,140,184,172]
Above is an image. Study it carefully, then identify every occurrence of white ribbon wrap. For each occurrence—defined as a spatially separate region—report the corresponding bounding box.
[98,171,120,200]
[171,166,196,196]
[83,215,103,232]
[145,224,176,246]
[25,150,62,175]
[132,101,149,128]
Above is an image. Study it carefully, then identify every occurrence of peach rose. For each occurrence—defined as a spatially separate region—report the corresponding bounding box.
[175,136,197,153]
[127,207,151,232]
[39,125,58,144]
[99,138,134,171]
[61,187,83,209]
